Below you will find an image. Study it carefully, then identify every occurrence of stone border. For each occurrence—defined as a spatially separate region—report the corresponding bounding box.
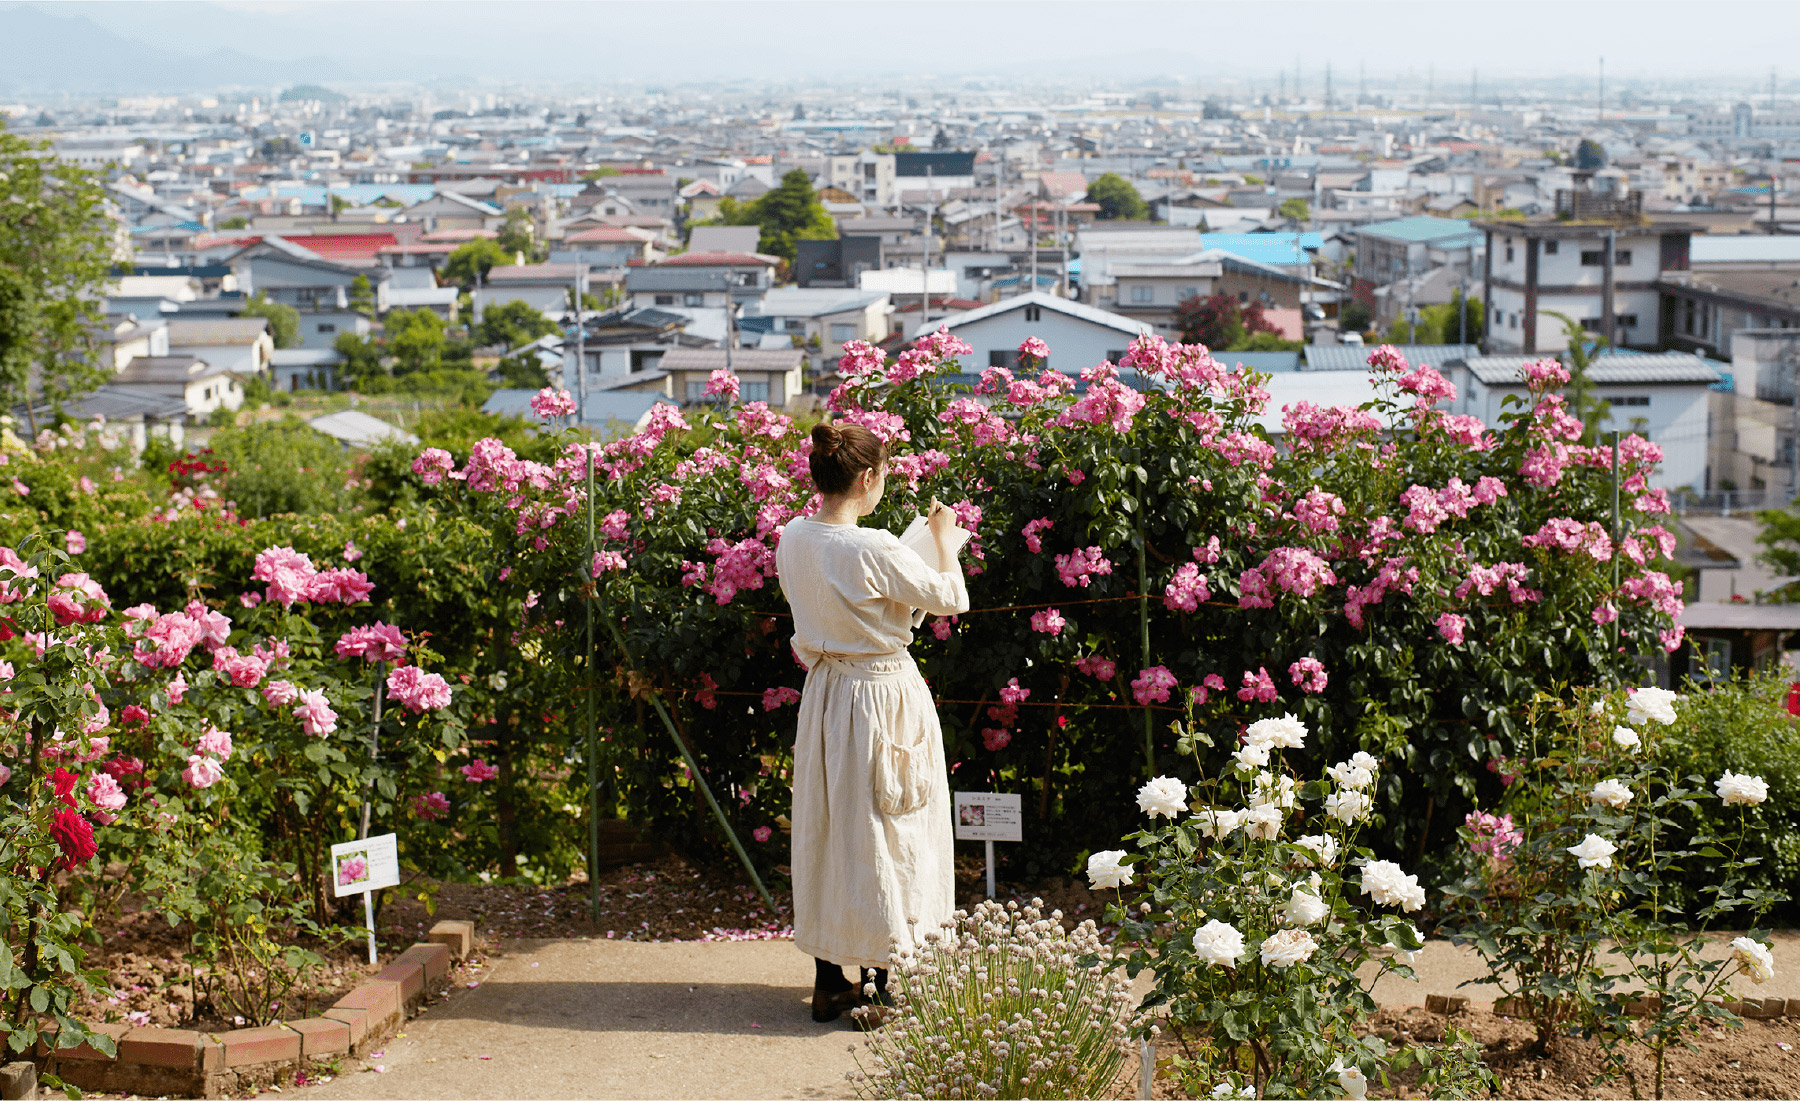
[1434,992,1797,1020]
[12,920,476,1100]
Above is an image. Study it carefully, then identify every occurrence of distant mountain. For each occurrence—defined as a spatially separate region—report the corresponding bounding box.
[0,3,350,94]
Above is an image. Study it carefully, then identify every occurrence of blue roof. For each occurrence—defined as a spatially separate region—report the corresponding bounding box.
[1215,351,1301,373]
[1198,233,1321,267]
[1355,216,1484,247]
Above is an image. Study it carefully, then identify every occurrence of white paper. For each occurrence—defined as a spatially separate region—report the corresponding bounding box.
[331,833,402,898]
[898,514,971,574]
[954,791,1023,842]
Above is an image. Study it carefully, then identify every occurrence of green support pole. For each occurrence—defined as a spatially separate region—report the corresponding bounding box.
[599,613,779,916]
[586,450,600,923]
[1138,534,1153,778]
[1611,431,1621,655]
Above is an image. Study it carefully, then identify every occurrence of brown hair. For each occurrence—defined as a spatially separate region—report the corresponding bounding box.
[809,422,888,495]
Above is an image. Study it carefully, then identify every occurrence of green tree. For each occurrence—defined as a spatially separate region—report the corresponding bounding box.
[328,193,353,215]
[714,168,836,263]
[0,125,117,418]
[579,166,622,182]
[1575,138,1607,171]
[334,330,383,381]
[1278,197,1311,222]
[496,207,540,261]
[1339,301,1373,334]
[441,238,512,289]
[384,308,446,375]
[1414,292,1483,345]
[347,274,375,317]
[1084,173,1149,221]
[479,299,557,349]
[218,215,249,230]
[239,294,301,349]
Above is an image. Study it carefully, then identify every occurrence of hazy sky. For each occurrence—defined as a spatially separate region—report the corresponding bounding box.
[13,0,1800,88]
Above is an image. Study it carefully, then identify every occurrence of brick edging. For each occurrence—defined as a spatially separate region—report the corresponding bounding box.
[40,919,476,1100]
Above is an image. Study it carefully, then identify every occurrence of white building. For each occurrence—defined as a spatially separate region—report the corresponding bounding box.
[1455,353,1718,492]
[925,293,1149,372]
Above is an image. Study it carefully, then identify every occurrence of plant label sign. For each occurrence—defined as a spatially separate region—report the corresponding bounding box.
[331,833,401,898]
[954,792,1022,842]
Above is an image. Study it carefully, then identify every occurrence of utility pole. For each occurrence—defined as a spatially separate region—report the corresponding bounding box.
[1325,62,1333,111]
[921,165,933,328]
[572,270,585,422]
[1598,56,1605,123]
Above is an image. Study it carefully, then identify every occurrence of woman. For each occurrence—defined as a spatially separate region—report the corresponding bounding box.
[774,421,969,1023]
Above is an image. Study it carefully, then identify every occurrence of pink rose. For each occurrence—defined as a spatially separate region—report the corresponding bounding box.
[461,759,500,783]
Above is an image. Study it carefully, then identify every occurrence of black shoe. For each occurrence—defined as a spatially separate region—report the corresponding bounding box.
[811,982,861,1023]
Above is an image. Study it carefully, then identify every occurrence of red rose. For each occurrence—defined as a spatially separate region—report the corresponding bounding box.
[120,705,150,729]
[49,808,97,870]
[47,767,80,807]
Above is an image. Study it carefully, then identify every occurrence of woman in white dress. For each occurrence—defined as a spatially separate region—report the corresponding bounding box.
[774,421,969,1023]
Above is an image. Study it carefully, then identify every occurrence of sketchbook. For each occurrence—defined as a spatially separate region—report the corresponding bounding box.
[897,513,972,574]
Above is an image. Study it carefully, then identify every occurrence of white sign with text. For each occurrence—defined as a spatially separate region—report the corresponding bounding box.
[954,791,1023,842]
[331,832,401,898]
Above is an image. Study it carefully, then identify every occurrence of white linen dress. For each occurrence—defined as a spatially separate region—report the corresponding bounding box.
[774,517,970,970]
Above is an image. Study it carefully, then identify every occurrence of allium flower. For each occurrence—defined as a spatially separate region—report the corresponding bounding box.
[1029,608,1065,635]
[1325,789,1372,824]
[1283,886,1329,926]
[183,754,224,789]
[1295,833,1339,866]
[1259,927,1319,968]
[294,690,338,737]
[1625,686,1679,726]
[1359,860,1426,911]
[1590,778,1633,808]
[1086,849,1133,890]
[1567,833,1618,869]
[1136,776,1189,819]
[1732,936,1776,984]
[461,758,500,783]
[1716,771,1770,806]
[1191,920,1246,968]
[410,792,450,821]
[1612,726,1642,751]
[1245,715,1307,749]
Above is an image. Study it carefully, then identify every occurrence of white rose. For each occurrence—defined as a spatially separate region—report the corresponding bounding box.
[1590,778,1633,808]
[1325,789,1372,825]
[1612,726,1641,751]
[1332,1060,1368,1100]
[1283,888,1328,926]
[1348,751,1380,773]
[1567,833,1617,869]
[1259,927,1319,968]
[1244,714,1307,749]
[1242,803,1283,841]
[1086,849,1133,890]
[1192,919,1246,968]
[1359,859,1426,912]
[1625,686,1679,726]
[1234,741,1271,771]
[1192,807,1242,838]
[1137,775,1190,819]
[1716,771,1770,806]
[1732,936,1776,984]
[1295,833,1339,866]
[1250,771,1297,809]
[1210,1082,1255,1100]
[1326,761,1374,790]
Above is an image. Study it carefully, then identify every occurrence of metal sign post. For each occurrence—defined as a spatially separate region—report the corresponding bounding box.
[954,791,1022,899]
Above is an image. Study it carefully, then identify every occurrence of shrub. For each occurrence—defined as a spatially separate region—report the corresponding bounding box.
[204,421,353,519]
[850,899,1137,1100]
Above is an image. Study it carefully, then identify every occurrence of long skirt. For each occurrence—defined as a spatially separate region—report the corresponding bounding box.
[789,651,954,970]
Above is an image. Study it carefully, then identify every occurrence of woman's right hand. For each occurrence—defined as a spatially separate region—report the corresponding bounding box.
[927,497,960,537]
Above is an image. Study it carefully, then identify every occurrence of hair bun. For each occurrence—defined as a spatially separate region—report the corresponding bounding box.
[811,422,842,456]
